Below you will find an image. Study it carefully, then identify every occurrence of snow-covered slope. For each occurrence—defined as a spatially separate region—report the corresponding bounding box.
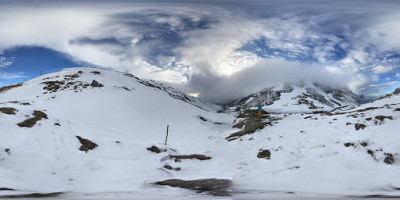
[0,68,399,198]
[229,91,400,196]
[0,67,233,196]
[230,82,359,113]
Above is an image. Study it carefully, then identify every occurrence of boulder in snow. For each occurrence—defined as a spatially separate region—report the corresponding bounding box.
[354,123,366,130]
[257,149,271,159]
[17,110,48,128]
[0,107,17,115]
[155,178,231,196]
[147,145,161,153]
[76,136,98,153]
[90,80,103,87]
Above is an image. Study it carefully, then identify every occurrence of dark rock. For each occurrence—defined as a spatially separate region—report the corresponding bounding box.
[346,122,352,125]
[54,123,61,126]
[393,88,400,95]
[257,149,271,159]
[355,107,379,112]
[0,83,23,94]
[147,145,161,153]
[297,99,319,109]
[5,148,10,154]
[0,192,63,198]
[375,115,393,121]
[91,71,101,75]
[17,118,39,127]
[90,80,103,87]
[360,142,368,147]
[0,107,17,115]
[344,143,355,147]
[395,108,400,111]
[384,153,394,165]
[64,73,80,80]
[76,136,98,153]
[155,178,232,196]
[115,86,131,91]
[163,165,173,170]
[17,110,48,128]
[355,123,366,130]
[169,154,211,161]
[198,116,207,121]
[367,150,375,158]
[227,110,274,141]
[365,118,372,121]
[33,110,47,119]
[0,187,14,191]
[42,80,65,92]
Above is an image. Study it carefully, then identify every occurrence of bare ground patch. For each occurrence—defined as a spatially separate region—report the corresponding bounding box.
[227,110,277,141]
[17,110,48,128]
[155,178,231,196]
[76,136,98,153]
[0,107,17,115]
[0,83,23,94]
[169,154,211,162]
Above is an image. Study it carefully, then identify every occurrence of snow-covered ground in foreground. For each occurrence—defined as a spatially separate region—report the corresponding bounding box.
[0,67,399,198]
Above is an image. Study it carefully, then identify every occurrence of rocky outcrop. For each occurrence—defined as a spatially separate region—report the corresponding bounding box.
[155,179,231,196]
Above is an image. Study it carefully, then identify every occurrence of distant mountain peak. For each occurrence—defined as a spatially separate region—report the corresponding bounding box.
[230,81,359,112]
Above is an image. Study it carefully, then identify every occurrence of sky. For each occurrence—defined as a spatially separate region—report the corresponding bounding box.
[0,0,400,103]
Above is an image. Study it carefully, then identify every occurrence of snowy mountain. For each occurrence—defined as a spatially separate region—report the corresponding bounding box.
[0,67,400,198]
[230,81,359,112]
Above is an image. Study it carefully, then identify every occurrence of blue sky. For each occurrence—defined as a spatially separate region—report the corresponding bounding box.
[0,0,400,103]
[0,47,83,85]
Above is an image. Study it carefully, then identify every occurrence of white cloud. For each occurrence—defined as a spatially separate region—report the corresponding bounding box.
[0,1,399,102]
[181,58,358,103]
[372,65,394,74]
[0,57,13,68]
[368,14,400,52]
[0,72,26,80]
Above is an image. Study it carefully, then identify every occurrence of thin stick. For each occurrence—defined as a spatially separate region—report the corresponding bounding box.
[165,125,169,145]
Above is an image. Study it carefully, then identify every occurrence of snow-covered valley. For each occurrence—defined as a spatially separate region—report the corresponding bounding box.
[0,67,400,199]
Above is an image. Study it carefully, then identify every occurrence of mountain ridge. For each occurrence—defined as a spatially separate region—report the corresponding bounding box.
[229,81,359,112]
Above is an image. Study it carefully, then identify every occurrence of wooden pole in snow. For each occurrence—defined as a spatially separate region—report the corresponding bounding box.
[165,125,169,145]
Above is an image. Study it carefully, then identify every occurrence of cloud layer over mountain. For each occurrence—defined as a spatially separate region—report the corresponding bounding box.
[1,0,400,103]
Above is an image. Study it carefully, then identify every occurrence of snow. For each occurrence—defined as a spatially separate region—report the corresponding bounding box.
[0,67,399,198]
[234,81,359,113]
